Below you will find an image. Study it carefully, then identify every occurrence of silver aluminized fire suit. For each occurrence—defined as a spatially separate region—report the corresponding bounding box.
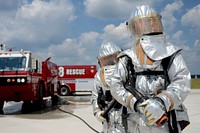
[91,41,125,133]
[110,34,191,133]
[110,5,191,133]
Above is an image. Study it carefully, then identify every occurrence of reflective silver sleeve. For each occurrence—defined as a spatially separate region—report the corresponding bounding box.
[157,54,191,110]
[91,72,102,115]
[110,57,137,111]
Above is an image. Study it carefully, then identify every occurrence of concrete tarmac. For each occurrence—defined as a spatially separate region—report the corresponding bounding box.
[182,89,200,133]
[0,89,200,133]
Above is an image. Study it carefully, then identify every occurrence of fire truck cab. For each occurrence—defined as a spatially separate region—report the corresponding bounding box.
[0,44,59,113]
[58,65,96,96]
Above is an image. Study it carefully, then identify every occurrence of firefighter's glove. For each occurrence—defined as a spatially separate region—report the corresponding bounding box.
[133,97,146,113]
[156,91,174,112]
[139,98,165,125]
[95,111,106,123]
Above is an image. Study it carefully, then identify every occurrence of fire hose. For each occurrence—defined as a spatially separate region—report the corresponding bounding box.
[55,94,100,133]
[58,107,100,133]
[101,99,117,119]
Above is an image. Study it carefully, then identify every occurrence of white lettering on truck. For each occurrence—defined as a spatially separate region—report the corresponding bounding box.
[66,69,85,75]
[58,67,64,77]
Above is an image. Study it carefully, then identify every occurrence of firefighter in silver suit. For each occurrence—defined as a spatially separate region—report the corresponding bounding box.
[110,5,191,133]
[91,41,125,133]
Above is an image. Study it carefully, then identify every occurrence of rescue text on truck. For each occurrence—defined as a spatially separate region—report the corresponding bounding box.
[0,44,59,114]
[58,65,97,96]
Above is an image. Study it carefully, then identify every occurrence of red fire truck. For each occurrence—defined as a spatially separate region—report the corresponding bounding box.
[0,44,59,113]
[57,65,97,96]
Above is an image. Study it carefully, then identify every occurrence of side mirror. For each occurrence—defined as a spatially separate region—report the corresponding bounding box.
[32,59,38,71]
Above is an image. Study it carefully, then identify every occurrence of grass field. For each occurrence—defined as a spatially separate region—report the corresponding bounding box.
[192,78,200,89]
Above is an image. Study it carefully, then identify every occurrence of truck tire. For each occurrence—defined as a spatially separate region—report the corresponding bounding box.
[0,101,4,114]
[51,82,61,106]
[33,84,44,110]
[21,100,32,113]
[51,95,60,106]
[60,86,70,96]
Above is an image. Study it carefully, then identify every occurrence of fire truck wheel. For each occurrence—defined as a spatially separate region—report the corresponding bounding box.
[60,86,70,96]
[0,101,4,114]
[21,101,33,113]
[33,84,44,110]
[51,95,60,106]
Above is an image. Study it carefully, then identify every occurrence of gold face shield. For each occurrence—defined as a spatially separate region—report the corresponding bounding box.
[128,13,163,37]
[98,51,120,67]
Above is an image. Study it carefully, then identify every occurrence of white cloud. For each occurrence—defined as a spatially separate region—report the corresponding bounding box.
[167,30,193,51]
[161,1,183,32]
[172,30,183,41]
[79,32,100,49]
[0,0,28,12]
[48,38,86,65]
[0,0,76,49]
[180,4,200,74]
[102,22,131,49]
[0,0,199,74]
[48,31,101,65]
[181,4,200,29]
[17,0,76,22]
[47,22,132,65]
[103,23,128,39]
[84,0,154,19]
[194,40,200,48]
[168,30,189,51]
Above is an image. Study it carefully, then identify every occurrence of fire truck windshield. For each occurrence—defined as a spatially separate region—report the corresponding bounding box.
[0,57,26,71]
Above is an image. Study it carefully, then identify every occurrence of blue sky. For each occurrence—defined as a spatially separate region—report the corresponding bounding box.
[0,0,199,74]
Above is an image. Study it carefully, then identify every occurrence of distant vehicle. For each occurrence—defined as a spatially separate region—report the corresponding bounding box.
[191,75,200,78]
[57,65,97,96]
[0,44,59,113]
